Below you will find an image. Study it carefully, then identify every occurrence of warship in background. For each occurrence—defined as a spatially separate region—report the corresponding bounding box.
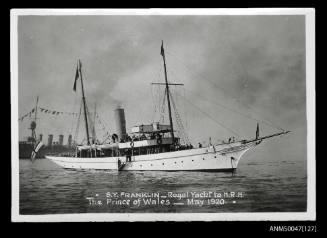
[19,133,75,159]
[19,97,75,159]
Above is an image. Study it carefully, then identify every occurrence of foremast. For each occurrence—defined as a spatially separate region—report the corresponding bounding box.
[74,59,90,145]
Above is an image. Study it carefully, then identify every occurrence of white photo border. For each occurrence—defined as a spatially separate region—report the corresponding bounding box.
[11,8,316,222]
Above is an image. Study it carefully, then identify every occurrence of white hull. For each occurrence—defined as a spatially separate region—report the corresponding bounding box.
[46,142,257,171]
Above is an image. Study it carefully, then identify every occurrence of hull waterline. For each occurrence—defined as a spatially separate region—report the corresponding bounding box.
[46,143,256,171]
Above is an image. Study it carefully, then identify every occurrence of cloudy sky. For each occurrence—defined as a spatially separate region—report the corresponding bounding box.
[17,14,307,162]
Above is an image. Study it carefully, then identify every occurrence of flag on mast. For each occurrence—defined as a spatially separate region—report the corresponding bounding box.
[31,141,44,162]
[256,123,260,140]
[73,61,80,91]
[160,40,165,57]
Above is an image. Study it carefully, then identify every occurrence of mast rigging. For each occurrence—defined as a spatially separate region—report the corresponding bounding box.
[160,41,175,144]
[77,59,91,145]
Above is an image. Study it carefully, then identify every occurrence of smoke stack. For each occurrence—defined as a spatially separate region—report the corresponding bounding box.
[39,134,43,142]
[59,135,64,146]
[48,134,53,147]
[67,134,72,148]
[114,108,127,141]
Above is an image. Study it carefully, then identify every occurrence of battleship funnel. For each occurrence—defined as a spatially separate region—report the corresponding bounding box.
[59,135,64,146]
[67,134,72,148]
[48,134,53,147]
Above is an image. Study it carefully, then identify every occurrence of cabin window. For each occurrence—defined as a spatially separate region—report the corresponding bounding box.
[103,150,112,157]
[141,148,147,155]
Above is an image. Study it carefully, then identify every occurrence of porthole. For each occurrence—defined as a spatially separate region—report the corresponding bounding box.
[203,158,205,160]
[174,162,177,164]
[162,163,164,165]
[214,156,217,158]
[181,161,183,163]
[192,160,194,162]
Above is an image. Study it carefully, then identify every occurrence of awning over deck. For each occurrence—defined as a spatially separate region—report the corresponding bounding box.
[131,122,171,134]
[119,137,173,149]
[76,143,119,151]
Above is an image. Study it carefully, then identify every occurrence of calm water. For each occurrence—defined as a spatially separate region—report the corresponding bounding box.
[19,158,307,214]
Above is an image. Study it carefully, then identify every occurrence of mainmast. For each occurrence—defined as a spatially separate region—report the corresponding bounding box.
[160,41,175,144]
[78,60,91,145]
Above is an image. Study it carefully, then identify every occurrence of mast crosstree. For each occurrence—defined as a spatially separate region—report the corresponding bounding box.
[157,41,185,145]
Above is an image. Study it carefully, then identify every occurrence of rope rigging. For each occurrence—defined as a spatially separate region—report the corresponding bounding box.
[169,90,191,145]
[160,87,167,124]
[165,50,284,132]
[175,90,240,137]
[151,85,157,122]
[69,93,81,137]
[152,65,165,122]
[73,99,83,144]
[183,87,283,131]
[84,103,94,142]
[95,112,112,144]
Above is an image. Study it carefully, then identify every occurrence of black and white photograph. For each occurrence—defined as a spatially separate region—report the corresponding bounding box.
[11,8,315,222]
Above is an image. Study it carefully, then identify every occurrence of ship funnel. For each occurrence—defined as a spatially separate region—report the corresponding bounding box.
[59,135,64,146]
[114,108,127,142]
[48,134,53,147]
[39,134,43,142]
[67,134,72,148]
